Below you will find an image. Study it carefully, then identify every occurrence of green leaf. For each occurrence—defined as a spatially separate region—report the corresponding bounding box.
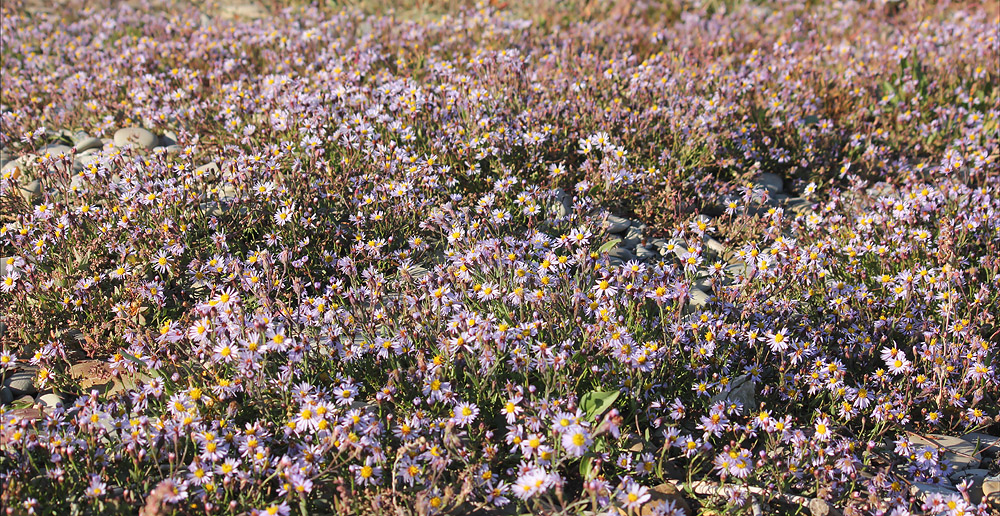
[597,239,621,254]
[580,389,619,421]
[579,455,594,479]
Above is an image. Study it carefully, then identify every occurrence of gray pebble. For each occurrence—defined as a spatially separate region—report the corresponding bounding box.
[113,127,157,150]
[73,137,103,153]
[756,172,784,194]
[19,179,42,204]
[606,215,631,233]
[3,370,37,396]
[0,386,12,404]
[608,247,636,262]
[163,145,183,154]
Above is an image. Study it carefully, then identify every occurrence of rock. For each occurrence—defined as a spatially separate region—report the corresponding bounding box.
[2,155,33,180]
[608,247,636,262]
[158,132,177,147]
[711,374,755,410]
[18,179,42,204]
[808,498,841,516]
[162,145,183,154]
[113,127,157,150]
[606,215,631,233]
[704,237,728,258]
[688,288,710,308]
[692,278,712,292]
[37,392,63,409]
[195,162,220,182]
[910,481,958,502]
[962,433,999,458]
[3,370,36,397]
[639,483,691,516]
[41,144,73,159]
[950,468,989,504]
[756,172,783,194]
[0,387,12,404]
[549,188,572,218]
[725,263,749,278]
[636,246,657,260]
[622,225,643,248]
[910,433,982,470]
[983,475,999,508]
[73,137,103,153]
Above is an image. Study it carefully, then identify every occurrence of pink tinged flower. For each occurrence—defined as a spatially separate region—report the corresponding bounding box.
[618,479,650,510]
[452,402,479,426]
[560,425,592,457]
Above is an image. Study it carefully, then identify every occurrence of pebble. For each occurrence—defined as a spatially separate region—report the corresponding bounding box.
[3,370,37,397]
[18,180,42,204]
[37,392,63,409]
[622,225,643,248]
[962,432,999,458]
[711,374,755,410]
[113,127,157,150]
[910,433,982,470]
[73,137,103,153]
[638,483,691,516]
[2,155,33,180]
[608,247,636,262]
[162,145,183,154]
[159,132,177,147]
[704,236,728,258]
[688,288,710,307]
[635,246,657,260]
[983,475,999,508]
[950,468,990,504]
[606,214,631,233]
[549,188,572,218]
[41,144,73,159]
[195,162,220,182]
[756,172,784,193]
[910,480,958,502]
[0,387,12,404]
[808,498,840,516]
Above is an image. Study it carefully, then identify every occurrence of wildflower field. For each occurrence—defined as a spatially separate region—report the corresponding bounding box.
[1,0,998,514]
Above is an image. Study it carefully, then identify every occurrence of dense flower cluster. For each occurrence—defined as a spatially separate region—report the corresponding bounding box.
[1,1,998,515]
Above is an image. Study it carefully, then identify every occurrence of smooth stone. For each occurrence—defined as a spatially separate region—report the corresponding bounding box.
[950,468,989,504]
[692,278,712,292]
[635,246,657,260]
[0,387,12,404]
[71,131,91,143]
[808,498,840,516]
[983,475,999,508]
[113,127,157,149]
[910,434,982,470]
[688,288,710,307]
[18,180,42,204]
[158,133,177,147]
[3,370,37,396]
[756,172,784,193]
[962,433,999,458]
[549,188,572,218]
[726,263,749,277]
[711,374,755,410]
[622,226,642,249]
[76,154,99,168]
[195,162,220,182]
[638,483,690,516]
[704,237,728,257]
[73,137,103,153]
[2,157,30,180]
[163,145,183,154]
[41,144,73,158]
[608,247,636,262]
[606,215,631,233]
[911,481,958,502]
[37,392,63,409]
